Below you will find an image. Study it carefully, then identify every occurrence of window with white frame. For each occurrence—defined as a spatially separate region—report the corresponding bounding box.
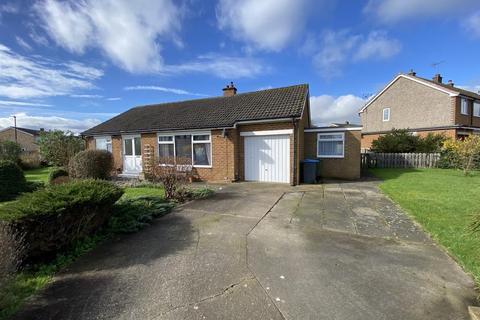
[474,102,480,117]
[158,132,212,166]
[95,136,112,152]
[382,108,390,122]
[461,98,469,115]
[317,132,344,158]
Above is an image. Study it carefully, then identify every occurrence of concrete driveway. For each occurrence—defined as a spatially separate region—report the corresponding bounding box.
[13,181,476,320]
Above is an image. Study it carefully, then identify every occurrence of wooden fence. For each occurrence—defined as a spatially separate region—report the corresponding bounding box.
[361,152,440,169]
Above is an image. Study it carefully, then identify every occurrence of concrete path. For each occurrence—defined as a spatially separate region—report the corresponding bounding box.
[13,181,477,320]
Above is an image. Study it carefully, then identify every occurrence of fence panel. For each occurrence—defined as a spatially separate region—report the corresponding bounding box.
[361,152,440,169]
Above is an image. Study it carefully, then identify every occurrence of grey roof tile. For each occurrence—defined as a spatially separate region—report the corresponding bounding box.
[83,84,308,135]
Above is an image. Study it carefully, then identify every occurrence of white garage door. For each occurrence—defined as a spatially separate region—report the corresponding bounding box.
[244,135,290,183]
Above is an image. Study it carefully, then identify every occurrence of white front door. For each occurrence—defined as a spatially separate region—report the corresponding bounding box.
[244,135,290,183]
[123,136,142,174]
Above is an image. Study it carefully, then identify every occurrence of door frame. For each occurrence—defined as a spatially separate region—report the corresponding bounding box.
[122,134,142,174]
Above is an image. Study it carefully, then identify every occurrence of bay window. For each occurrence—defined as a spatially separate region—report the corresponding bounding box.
[461,98,469,115]
[95,136,112,152]
[157,132,212,167]
[317,132,344,158]
[474,102,480,117]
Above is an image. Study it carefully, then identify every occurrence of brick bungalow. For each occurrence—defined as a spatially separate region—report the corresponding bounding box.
[82,83,361,185]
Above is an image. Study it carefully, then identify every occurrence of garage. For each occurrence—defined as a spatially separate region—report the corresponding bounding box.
[243,133,290,183]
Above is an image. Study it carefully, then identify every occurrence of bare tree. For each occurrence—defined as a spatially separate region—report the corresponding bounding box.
[0,223,24,289]
[149,157,193,200]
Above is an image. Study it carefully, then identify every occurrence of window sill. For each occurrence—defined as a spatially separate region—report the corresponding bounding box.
[316,155,345,159]
[193,165,212,168]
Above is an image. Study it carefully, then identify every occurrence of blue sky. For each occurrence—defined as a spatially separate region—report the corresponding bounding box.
[0,0,480,132]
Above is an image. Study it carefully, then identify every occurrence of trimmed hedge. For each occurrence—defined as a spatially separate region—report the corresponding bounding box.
[0,180,123,262]
[48,167,69,184]
[0,161,28,201]
[69,150,113,180]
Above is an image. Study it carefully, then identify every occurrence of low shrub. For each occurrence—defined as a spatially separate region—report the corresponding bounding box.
[0,141,22,163]
[0,161,28,201]
[108,197,173,234]
[69,150,113,180]
[48,167,69,184]
[175,187,214,202]
[19,153,43,170]
[0,180,123,262]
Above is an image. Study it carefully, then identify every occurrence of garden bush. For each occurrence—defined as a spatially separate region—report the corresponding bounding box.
[175,187,214,202]
[108,197,174,234]
[69,150,113,180]
[0,141,22,163]
[48,167,69,185]
[371,129,445,153]
[38,130,84,167]
[0,180,123,262]
[19,152,43,170]
[0,161,28,201]
[0,223,24,291]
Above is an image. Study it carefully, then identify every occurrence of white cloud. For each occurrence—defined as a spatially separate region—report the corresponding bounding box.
[106,97,121,101]
[0,44,103,99]
[125,86,206,97]
[354,31,401,61]
[0,100,52,107]
[312,30,400,78]
[70,94,103,99]
[35,0,182,73]
[166,54,268,78]
[364,0,479,23]
[310,95,365,126]
[15,36,32,51]
[464,11,480,38]
[216,0,308,51]
[0,112,101,133]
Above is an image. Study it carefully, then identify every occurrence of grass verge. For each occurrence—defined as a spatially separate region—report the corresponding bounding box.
[371,168,480,284]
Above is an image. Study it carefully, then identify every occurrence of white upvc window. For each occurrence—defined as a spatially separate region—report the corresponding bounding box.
[461,98,469,115]
[474,102,480,117]
[317,132,344,158]
[382,108,390,122]
[157,132,212,167]
[95,136,112,152]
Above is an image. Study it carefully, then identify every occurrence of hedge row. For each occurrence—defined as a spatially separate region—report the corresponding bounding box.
[0,180,123,262]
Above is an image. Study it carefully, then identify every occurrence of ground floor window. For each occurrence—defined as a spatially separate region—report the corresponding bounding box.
[95,136,112,152]
[158,132,212,166]
[317,132,344,158]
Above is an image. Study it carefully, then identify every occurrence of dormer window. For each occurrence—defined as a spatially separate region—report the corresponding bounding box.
[461,98,469,115]
[382,108,390,122]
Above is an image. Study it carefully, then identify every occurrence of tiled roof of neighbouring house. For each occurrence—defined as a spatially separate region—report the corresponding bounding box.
[82,84,309,135]
[0,127,42,136]
[412,76,480,100]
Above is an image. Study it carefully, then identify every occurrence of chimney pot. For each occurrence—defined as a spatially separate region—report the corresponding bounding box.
[432,74,443,84]
[407,69,416,76]
[222,82,237,97]
[447,80,454,87]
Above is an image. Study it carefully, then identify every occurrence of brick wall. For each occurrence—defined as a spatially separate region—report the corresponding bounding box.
[0,128,38,152]
[305,131,361,180]
[361,77,453,133]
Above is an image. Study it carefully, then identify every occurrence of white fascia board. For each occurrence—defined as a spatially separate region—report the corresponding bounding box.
[304,127,362,132]
[240,129,293,136]
[358,74,459,114]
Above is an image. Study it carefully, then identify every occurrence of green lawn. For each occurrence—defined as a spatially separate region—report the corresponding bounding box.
[122,186,164,199]
[24,167,52,184]
[371,168,480,283]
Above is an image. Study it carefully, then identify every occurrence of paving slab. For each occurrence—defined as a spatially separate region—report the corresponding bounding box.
[11,181,477,320]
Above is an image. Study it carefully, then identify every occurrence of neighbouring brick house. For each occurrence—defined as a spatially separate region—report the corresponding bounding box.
[359,71,480,150]
[0,126,43,153]
[82,83,361,184]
